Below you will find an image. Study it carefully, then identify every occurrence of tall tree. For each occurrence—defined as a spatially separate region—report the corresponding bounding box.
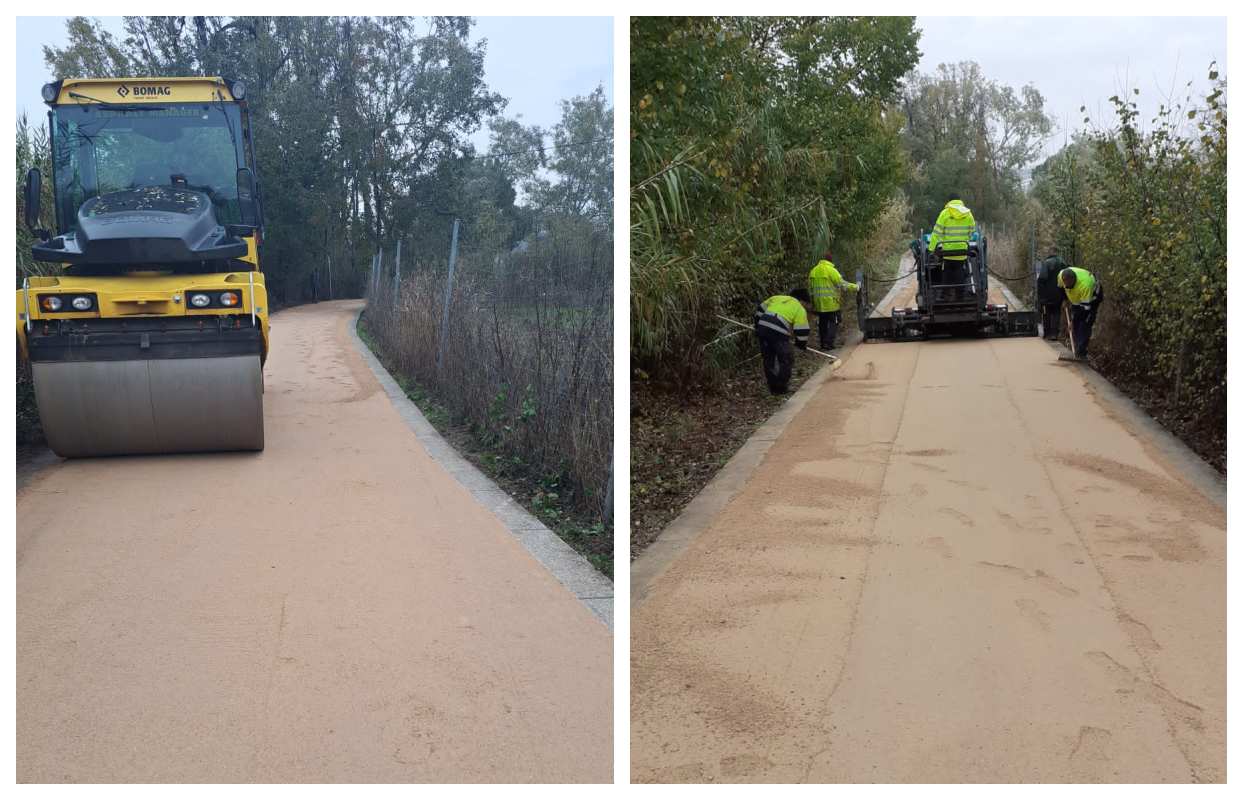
[901,61,1053,228]
[528,86,614,226]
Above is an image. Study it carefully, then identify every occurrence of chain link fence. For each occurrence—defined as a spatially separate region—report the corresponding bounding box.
[361,216,613,521]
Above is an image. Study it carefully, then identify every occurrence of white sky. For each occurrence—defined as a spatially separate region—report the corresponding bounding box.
[14,15,614,153]
[914,16,1227,162]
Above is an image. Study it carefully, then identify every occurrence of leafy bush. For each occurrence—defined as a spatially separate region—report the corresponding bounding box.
[630,17,920,381]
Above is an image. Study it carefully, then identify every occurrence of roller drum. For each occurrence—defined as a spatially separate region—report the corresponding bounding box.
[33,355,264,457]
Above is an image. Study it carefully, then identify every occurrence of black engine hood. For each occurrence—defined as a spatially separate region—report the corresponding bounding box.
[33,186,248,266]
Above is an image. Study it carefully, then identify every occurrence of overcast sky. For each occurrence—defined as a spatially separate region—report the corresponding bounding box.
[914,16,1226,161]
[14,16,614,153]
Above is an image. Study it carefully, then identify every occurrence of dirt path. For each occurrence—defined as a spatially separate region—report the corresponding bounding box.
[17,300,612,783]
[631,335,1224,783]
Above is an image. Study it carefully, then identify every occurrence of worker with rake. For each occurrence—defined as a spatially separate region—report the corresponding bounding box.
[808,250,859,350]
[754,289,813,395]
[1058,267,1104,361]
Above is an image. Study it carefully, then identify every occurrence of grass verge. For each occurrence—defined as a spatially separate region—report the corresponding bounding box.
[358,316,612,579]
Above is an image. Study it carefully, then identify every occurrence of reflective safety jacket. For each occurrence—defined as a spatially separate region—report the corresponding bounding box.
[928,199,977,261]
[808,260,858,313]
[1057,267,1100,306]
[755,295,810,347]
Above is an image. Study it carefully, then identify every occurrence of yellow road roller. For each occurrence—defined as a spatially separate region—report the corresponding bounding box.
[17,76,269,457]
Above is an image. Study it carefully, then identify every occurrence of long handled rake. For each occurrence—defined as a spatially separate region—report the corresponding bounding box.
[714,315,840,364]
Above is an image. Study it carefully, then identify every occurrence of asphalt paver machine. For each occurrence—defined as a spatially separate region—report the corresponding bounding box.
[857,234,1038,340]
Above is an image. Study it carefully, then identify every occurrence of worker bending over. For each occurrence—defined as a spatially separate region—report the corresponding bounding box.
[927,194,977,290]
[1058,267,1104,360]
[1036,246,1067,339]
[808,251,858,349]
[754,289,812,395]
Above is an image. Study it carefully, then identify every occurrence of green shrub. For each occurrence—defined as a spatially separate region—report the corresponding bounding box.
[1035,66,1225,446]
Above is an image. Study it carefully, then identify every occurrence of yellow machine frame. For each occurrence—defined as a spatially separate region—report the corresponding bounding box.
[17,76,270,361]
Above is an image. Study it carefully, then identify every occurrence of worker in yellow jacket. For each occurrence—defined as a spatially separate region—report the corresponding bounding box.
[754,289,812,395]
[927,194,977,290]
[1057,267,1104,360]
[807,251,858,349]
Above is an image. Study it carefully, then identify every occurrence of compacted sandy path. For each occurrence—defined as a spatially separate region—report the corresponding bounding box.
[17,300,612,783]
[631,334,1224,783]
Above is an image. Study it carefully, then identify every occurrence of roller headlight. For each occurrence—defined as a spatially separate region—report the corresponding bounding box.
[231,80,246,100]
[42,83,58,102]
[41,296,63,311]
[71,296,93,311]
[219,292,239,307]
[189,293,211,308]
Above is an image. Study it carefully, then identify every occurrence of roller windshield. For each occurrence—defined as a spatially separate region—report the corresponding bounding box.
[50,102,247,234]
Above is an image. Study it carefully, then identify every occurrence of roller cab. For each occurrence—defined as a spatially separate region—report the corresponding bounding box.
[18,77,270,457]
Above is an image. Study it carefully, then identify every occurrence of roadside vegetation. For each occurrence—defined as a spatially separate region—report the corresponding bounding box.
[631,17,919,383]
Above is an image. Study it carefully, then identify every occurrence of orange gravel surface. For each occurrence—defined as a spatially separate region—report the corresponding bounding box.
[17,300,612,783]
[631,335,1223,783]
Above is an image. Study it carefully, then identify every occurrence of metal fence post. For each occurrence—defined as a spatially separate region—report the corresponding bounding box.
[376,246,384,299]
[393,239,402,304]
[1030,224,1038,307]
[435,219,462,372]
